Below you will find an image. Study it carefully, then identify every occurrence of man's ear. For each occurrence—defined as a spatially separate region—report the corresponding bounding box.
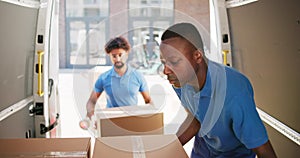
[194,50,204,63]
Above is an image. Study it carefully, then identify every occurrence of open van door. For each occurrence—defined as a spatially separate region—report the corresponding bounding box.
[0,0,60,138]
[212,0,299,157]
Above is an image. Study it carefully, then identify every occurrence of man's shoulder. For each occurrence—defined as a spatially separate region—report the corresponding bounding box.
[98,68,113,79]
[208,60,250,86]
[225,66,251,85]
[127,66,144,77]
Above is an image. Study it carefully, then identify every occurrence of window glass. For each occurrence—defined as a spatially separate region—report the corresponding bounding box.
[65,0,109,67]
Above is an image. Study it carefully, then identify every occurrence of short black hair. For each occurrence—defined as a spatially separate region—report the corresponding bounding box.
[105,36,131,54]
[161,23,204,52]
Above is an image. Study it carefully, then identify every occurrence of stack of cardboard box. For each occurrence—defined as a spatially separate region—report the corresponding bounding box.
[93,105,189,158]
[0,105,188,158]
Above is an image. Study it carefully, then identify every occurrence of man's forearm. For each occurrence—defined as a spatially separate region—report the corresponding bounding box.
[86,100,96,118]
[252,141,277,158]
[86,91,101,118]
[177,113,200,145]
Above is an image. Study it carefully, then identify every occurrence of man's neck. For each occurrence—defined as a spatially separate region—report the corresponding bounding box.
[114,65,127,76]
[192,61,207,92]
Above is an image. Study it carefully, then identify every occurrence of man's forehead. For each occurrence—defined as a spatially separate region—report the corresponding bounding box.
[160,48,185,60]
[110,48,127,54]
[160,38,189,57]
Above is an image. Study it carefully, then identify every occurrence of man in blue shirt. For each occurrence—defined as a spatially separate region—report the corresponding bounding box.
[159,23,277,158]
[86,37,151,118]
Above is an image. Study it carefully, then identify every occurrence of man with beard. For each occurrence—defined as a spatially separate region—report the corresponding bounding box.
[86,36,151,119]
[159,23,277,158]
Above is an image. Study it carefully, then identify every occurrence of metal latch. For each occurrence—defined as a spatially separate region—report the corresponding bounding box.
[29,103,44,116]
[40,113,59,135]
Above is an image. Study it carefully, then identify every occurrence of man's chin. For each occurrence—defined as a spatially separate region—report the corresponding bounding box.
[114,63,124,69]
[172,83,181,88]
[168,79,181,88]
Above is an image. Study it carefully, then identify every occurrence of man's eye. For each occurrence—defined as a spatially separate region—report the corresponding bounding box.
[170,59,181,66]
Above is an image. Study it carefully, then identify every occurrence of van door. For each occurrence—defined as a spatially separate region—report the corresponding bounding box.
[213,0,300,157]
[0,0,60,138]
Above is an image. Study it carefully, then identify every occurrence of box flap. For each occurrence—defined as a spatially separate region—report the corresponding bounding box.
[95,105,161,119]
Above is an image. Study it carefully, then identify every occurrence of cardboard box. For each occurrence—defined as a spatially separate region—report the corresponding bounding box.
[0,138,91,158]
[92,134,188,158]
[95,105,164,137]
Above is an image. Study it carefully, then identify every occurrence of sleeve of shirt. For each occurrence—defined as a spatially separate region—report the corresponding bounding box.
[231,94,269,149]
[136,72,149,92]
[94,75,104,93]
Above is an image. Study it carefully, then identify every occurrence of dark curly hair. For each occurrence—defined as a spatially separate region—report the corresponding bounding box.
[104,36,131,54]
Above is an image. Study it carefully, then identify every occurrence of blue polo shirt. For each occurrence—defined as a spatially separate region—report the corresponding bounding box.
[94,66,148,108]
[174,61,268,158]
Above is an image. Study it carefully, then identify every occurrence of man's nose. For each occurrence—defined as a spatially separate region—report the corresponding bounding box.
[163,65,172,75]
[115,55,121,61]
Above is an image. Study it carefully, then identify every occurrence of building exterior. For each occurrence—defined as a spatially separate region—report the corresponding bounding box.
[59,0,209,69]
